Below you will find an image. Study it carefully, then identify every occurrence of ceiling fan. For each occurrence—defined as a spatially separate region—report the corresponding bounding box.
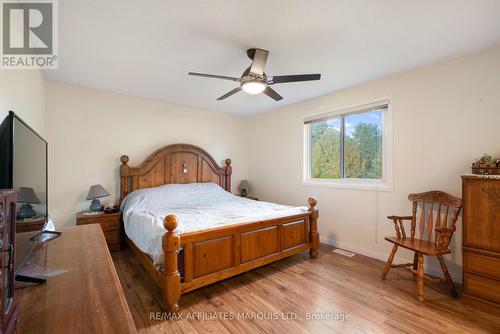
[188,48,321,101]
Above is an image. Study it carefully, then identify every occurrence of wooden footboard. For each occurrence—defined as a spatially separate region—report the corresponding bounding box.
[161,197,319,313]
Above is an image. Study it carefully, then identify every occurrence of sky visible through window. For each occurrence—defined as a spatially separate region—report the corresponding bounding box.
[325,109,382,137]
[310,108,383,179]
[345,109,382,137]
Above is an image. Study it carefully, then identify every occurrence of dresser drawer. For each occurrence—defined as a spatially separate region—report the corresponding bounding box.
[104,233,120,245]
[78,216,118,225]
[78,219,119,234]
[464,273,500,304]
[99,219,120,232]
[464,251,500,280]
[107,242,121,252]
[462,178,500,250]
[76,213,121,251]
[97,216,119,224]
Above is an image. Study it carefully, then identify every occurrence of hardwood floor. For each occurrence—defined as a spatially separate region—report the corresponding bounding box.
[112,244,500,333]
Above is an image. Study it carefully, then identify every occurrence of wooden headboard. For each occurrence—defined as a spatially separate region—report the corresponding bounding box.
[119,144,232,201]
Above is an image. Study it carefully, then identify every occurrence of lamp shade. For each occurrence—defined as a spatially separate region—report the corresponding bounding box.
[86,184,110,200]
[238,180,250,192]
[17,187,41,204]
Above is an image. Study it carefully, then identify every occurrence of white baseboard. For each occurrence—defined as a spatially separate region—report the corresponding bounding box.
[321,237,462,284]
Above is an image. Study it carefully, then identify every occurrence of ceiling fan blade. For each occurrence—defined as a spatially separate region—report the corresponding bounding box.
[268,74,321,84]
[216,87,241,100]
[188,72,240,82]
[263,86,283,101]
[249,49,269,76]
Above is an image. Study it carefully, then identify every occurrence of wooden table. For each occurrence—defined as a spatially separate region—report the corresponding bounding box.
[15,224,136,333]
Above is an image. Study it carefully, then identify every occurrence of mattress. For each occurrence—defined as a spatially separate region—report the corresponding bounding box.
[120,182,307,265]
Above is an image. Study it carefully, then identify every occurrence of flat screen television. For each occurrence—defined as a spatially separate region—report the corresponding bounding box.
[0,111,48,274]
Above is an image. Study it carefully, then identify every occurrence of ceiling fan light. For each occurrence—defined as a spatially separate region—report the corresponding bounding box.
[242,81,266,94]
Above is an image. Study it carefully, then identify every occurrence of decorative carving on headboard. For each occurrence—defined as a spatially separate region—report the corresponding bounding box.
[119,144,232,201]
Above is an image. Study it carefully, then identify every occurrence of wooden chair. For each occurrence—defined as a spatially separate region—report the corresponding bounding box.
[381,191,462,302]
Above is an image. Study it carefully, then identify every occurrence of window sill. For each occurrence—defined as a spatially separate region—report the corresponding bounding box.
[301,178,393,192]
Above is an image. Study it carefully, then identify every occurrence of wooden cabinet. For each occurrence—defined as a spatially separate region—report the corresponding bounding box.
[0,191,20,334]
[76,212,121,251]
[462,175,500,308]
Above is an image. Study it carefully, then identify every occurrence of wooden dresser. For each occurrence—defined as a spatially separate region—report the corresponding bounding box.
[462,175,500,308]
[0,191,19,334]
[15,224,136,333]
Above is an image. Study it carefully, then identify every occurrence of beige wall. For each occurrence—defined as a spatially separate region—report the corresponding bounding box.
[247,45,500,282]
[0,70,45,135]
[46,82,249,227]
[41,45,500,281]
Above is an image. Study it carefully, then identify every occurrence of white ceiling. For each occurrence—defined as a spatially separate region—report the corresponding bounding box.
[44,0,500,116]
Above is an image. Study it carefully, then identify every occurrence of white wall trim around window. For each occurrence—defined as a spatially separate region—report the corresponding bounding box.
[302,98,394,192]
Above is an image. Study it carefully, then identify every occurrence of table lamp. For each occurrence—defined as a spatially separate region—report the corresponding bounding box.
[17,187,41,219]
[238,180,250,197]
[86,184,110,212]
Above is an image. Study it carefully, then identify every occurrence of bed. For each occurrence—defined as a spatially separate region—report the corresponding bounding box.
[119,144,319,313]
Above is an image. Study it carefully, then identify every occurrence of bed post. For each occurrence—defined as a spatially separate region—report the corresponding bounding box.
[308,197,319,258]
[224,159,232,191]
[162,215,181,314]
[119,155,129,203]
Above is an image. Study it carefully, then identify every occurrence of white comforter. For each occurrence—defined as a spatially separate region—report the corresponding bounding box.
[120,183,307,265]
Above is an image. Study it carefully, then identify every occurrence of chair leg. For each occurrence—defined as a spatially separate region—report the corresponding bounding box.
[438,255,457,298]
[381,245,398,280]
[413,251,418,271]
[417,253,424,302]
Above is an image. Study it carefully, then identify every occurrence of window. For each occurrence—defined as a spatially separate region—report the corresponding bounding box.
[304,101,393,191]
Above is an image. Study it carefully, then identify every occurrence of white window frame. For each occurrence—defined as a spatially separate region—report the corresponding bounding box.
[302,99,393,192]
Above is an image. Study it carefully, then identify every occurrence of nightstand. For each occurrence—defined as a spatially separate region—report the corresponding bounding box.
[76,212,121,251]
[16,216,46,233]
